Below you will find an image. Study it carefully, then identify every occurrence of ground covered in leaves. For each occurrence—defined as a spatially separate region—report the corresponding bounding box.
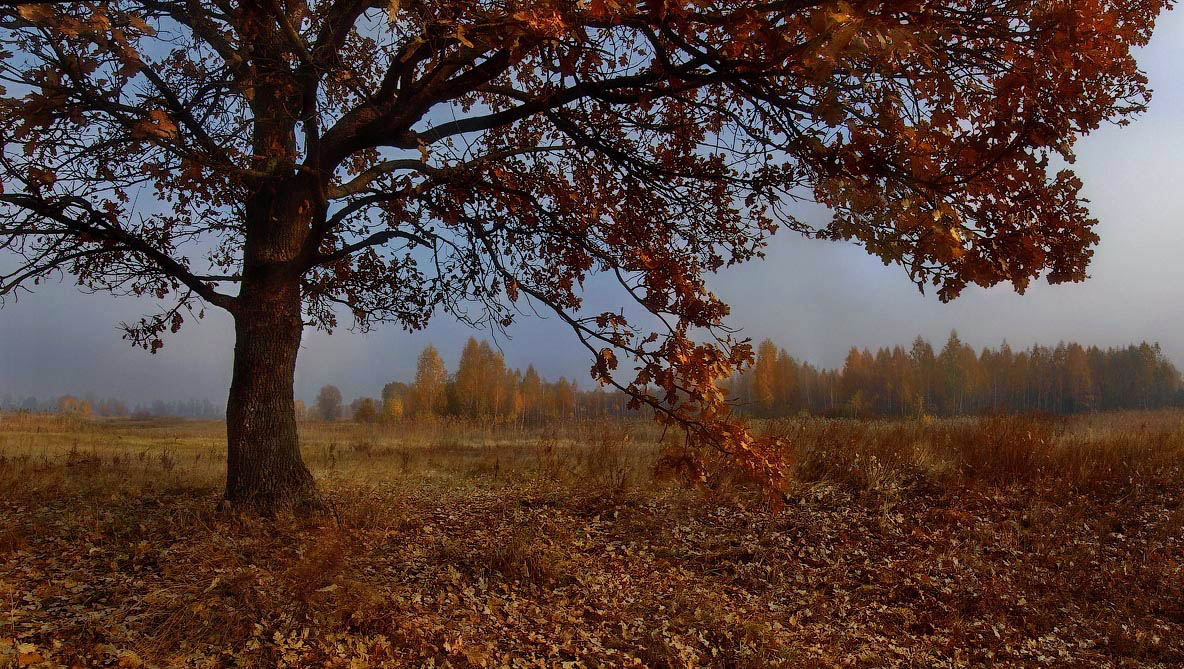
[1,414,1183,667]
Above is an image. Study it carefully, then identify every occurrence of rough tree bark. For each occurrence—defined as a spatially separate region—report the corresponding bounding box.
[223,182,320,512]
[224,278,318,512]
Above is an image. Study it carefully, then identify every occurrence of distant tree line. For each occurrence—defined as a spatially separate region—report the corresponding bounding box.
[728,332,1183,418]
[0,393,222,419]
[9,333,1178,424]
[310,338,636,423]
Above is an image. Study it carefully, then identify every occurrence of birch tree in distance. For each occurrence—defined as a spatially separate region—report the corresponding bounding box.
[0,0,1168,511]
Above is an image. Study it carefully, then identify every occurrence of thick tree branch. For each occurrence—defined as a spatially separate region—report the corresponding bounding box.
[309,228,431,267]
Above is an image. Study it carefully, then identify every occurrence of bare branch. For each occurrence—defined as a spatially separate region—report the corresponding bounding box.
[0,193,238,312]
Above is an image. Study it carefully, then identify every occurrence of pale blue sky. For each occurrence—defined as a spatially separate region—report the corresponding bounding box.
[3,9,1183,405]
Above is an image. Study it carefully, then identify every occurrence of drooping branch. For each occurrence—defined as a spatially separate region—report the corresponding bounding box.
[0,193,238,312]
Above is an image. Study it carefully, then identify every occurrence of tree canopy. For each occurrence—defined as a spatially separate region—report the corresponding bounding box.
[0,0,1169,505]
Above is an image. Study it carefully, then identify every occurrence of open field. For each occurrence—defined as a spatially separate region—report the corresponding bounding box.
[2,412,1183,667]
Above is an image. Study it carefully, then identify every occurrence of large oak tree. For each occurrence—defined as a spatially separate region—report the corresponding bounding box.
[0,0,1168,511]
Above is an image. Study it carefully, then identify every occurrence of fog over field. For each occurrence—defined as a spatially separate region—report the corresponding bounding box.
[3,11,1183,407]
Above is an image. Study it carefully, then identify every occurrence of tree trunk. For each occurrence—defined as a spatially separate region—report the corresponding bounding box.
[224,275,319,513]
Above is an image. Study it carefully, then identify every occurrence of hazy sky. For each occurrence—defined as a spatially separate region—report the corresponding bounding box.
[3,10,1183,406]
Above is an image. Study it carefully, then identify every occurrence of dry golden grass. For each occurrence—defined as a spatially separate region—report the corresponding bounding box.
[1,411,1183,666]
